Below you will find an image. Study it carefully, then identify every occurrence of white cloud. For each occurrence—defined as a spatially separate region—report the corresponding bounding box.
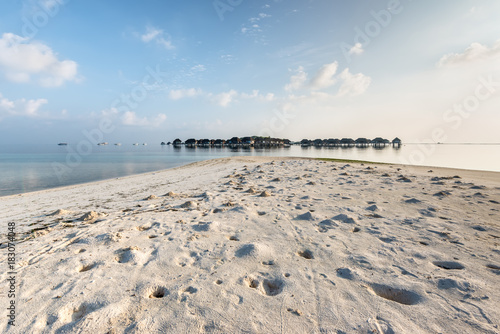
[284,62,371,97]
[0,92,48,118]
[169,88,203,100]
[0,33,79,87]
[121,111,167,127]
[140,26,174,50]
[285,66,307,92]
[438,40,500,67]
[212,90,238,107]
[241,10,271,42]
[337,69,371,97]
[41,0,60,11]
[310,61,338,90]
[168,87,273,106]
[141,27,162,43]
[190,64,206,72]
[349,43,364,56]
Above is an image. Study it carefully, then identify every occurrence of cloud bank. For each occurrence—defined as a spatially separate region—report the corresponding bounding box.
[0,33,79,87]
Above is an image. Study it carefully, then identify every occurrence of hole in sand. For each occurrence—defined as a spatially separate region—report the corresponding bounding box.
[149,286,168,299]
[368,284,421,305]
[432,261,464,270]
[261,279,284,296]
[297,249,314,259]
[215,279,223,285]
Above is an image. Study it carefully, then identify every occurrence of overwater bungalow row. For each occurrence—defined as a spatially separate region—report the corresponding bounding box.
[299,137,402,148]
[169,137,400,148]
[170,137,291,148]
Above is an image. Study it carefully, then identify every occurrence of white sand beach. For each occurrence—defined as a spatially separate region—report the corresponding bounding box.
[1,156,500,333]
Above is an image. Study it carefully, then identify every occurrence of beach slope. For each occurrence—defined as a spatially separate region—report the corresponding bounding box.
[1,157,500,333]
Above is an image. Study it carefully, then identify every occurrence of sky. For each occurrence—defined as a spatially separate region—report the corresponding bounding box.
[0,0,499,144]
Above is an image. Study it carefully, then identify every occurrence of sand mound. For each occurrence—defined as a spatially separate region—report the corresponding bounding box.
[332,213,356,224]
[235,243,274,259]
[295,211,315,221]
[180,201,198,209]
[246,187,258,194]
[48,209,72,216]
[77,211,105,221]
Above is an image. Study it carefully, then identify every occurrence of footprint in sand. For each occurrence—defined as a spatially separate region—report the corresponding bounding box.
[367,283,421,305]
[336,268,354,280]
[59,302,104,324]
[432,261,465,270]
[176,254,195,267]
[368,317,395,334]
[486,264,500,273]
[437,278,470,291]
[135,224,153,231]
[286,308,302,316]
[114,246,140,264]
[182,286,198,294]
[245,276,285,296]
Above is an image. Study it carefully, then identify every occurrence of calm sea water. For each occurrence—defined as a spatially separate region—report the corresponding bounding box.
[0,143,499,197]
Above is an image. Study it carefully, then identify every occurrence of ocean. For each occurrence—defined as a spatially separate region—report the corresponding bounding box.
[0,143,499,197]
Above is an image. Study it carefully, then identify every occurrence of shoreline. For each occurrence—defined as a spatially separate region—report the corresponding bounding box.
[2,156,500,200]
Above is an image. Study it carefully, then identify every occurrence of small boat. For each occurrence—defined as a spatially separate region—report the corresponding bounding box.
[133,143,139,146]
[58,143,68,146]
[114,143,122,146]
[97,142,108,146]
[142,143,147,146]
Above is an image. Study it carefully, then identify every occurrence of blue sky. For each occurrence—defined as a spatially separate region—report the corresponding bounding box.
[0,0,500,144]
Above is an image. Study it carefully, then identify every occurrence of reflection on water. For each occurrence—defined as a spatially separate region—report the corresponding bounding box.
[0,144,498,196]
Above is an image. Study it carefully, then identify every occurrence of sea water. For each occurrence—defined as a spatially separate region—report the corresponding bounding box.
[0,143,499,197]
